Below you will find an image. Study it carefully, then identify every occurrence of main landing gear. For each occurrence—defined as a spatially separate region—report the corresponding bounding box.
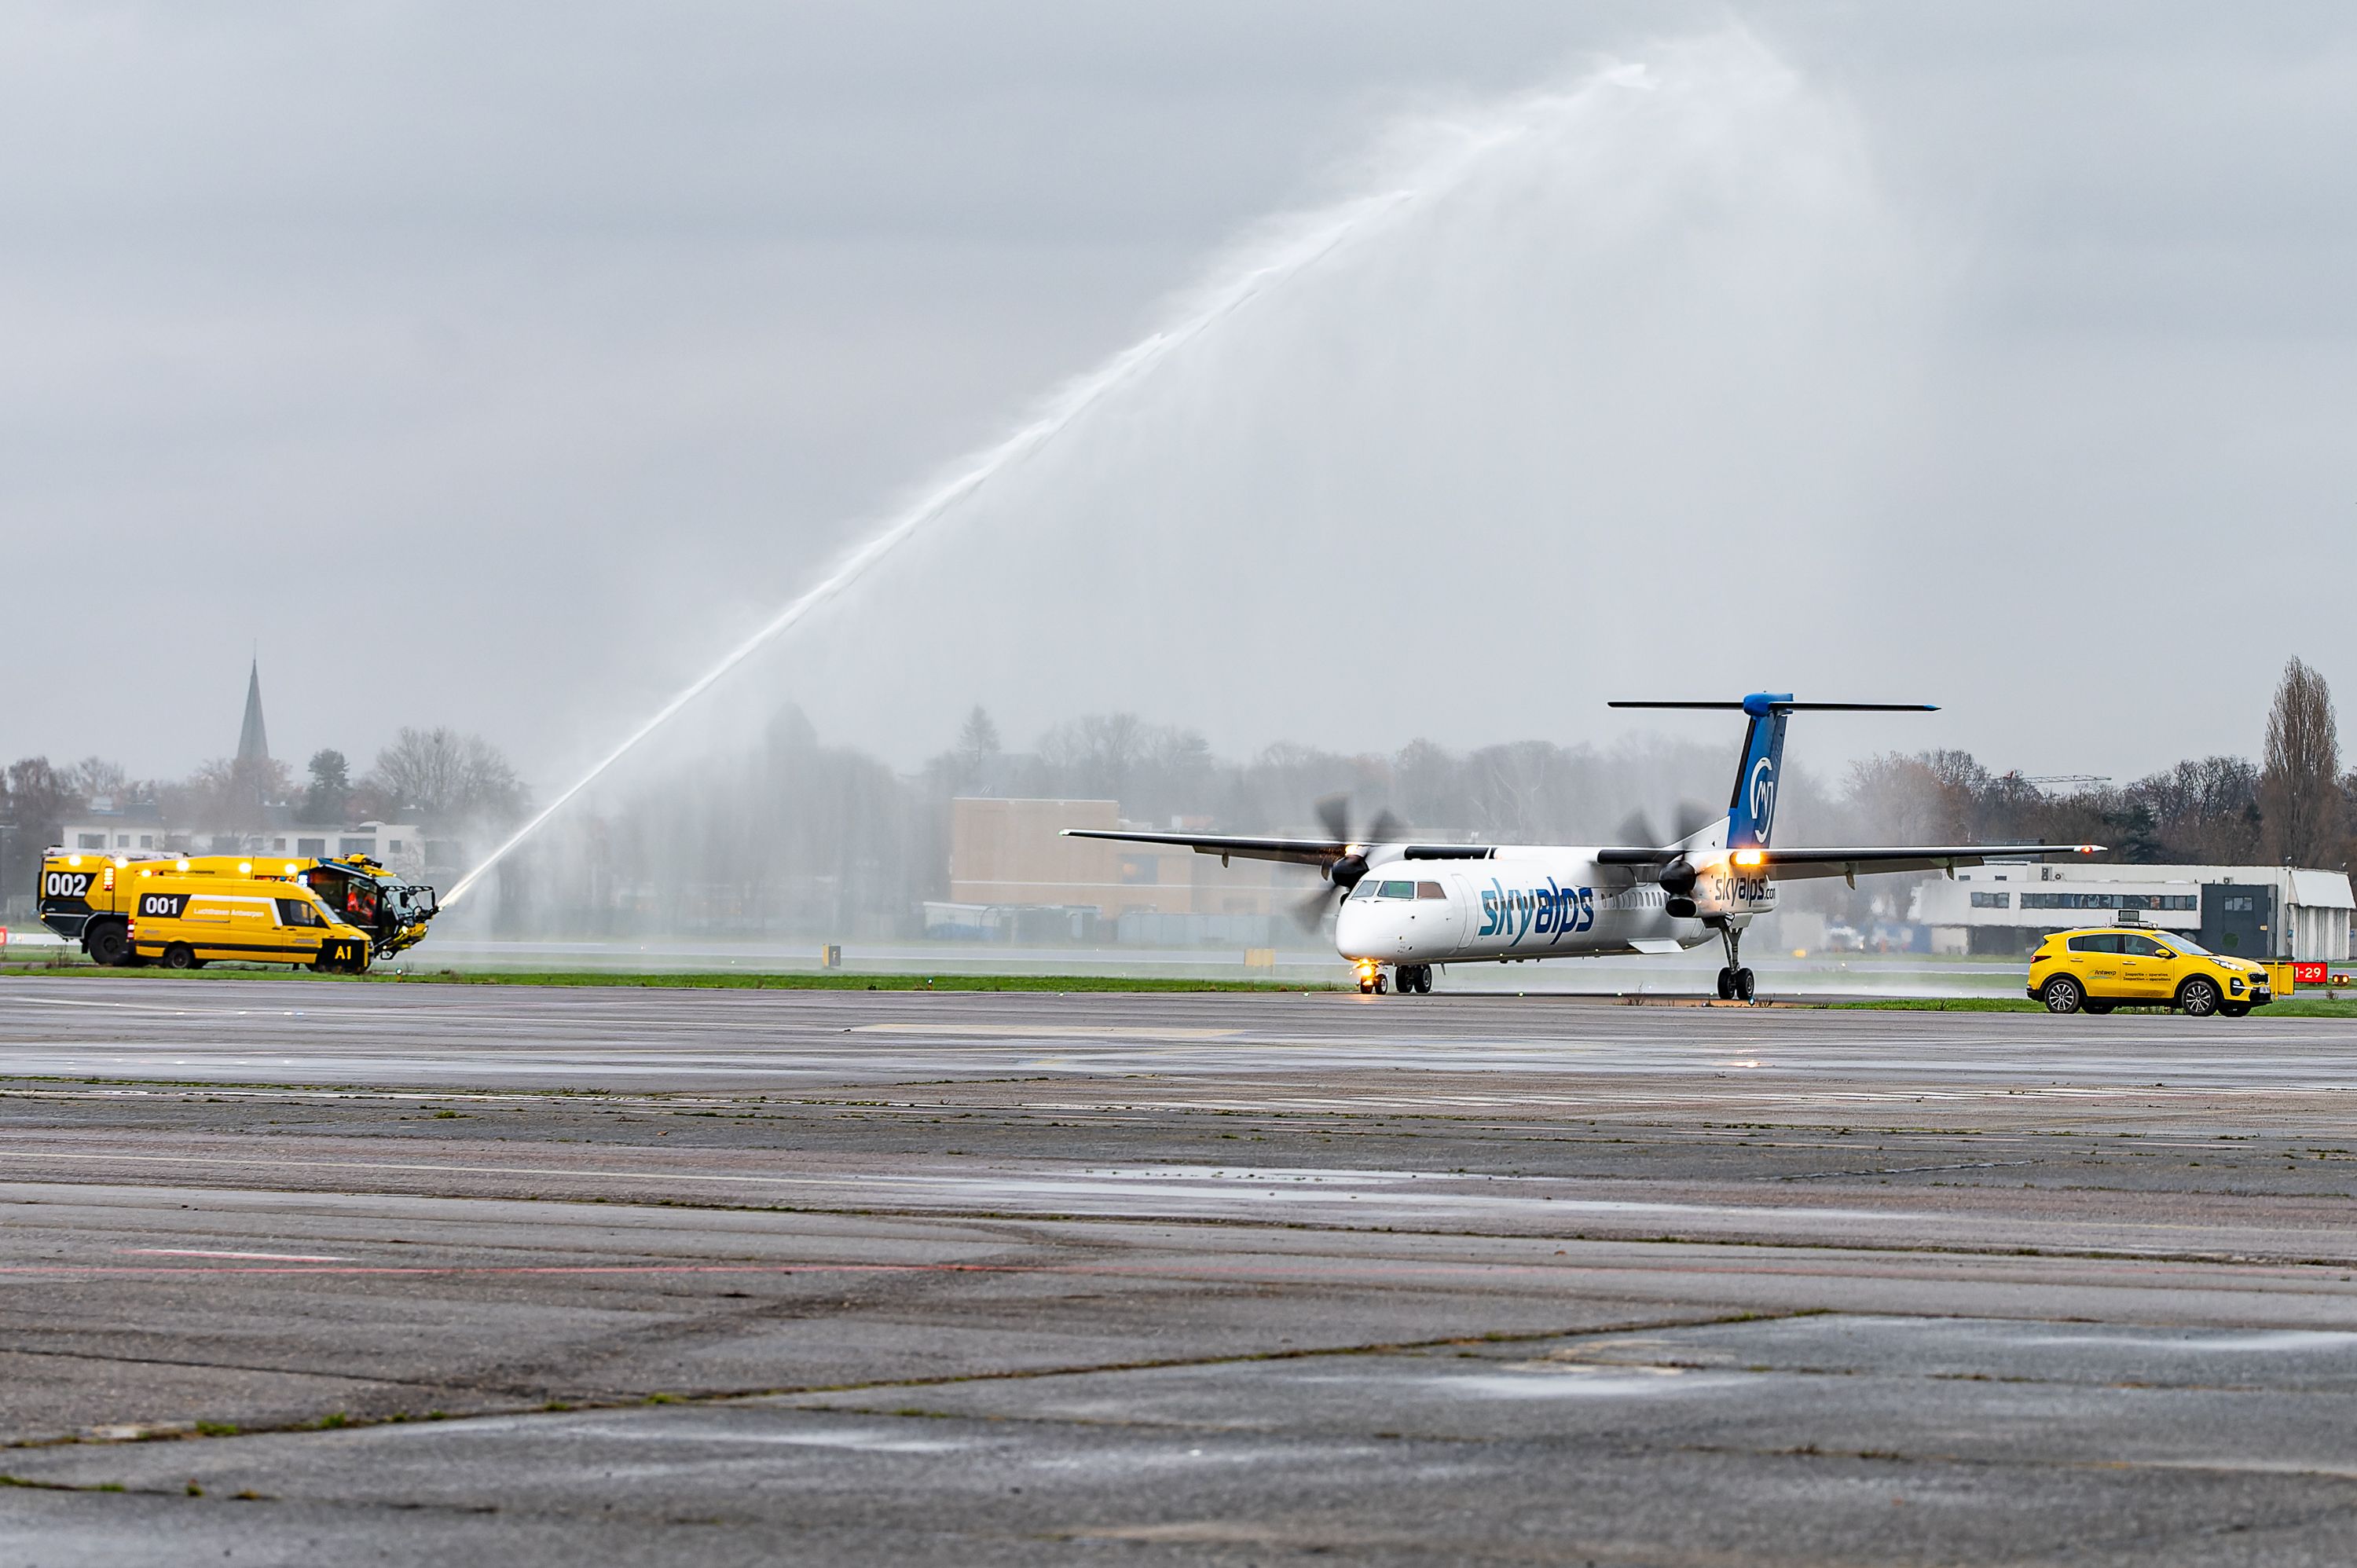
[1714,925,1756,1003]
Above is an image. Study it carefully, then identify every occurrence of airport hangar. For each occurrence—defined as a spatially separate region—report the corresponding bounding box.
[1909,859,2355,960]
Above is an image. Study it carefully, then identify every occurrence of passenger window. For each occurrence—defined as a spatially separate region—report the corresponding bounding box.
[1378,880,1417,899]
[2121,935,2167,958]
[1415,881,1446,899]
[275,899,324,928]
[2067,934,2123,954]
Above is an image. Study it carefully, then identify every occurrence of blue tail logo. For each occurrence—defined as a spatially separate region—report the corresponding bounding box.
[1727,691,1791,850]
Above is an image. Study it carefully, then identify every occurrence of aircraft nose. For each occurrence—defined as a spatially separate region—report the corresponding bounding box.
[1333,899,1376,957]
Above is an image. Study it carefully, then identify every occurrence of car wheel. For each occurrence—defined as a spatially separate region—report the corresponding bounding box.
[2083,999,2114,1015]
[2220,1002,2250,1018]
[2040,976,2083,1014]
[2179,977,2221,1017]
[161,943,196,971]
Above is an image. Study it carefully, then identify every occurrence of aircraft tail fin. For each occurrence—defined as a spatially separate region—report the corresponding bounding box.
[1607,695,1939,851]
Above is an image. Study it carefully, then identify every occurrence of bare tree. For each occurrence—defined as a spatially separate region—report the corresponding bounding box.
[362,727,528,829]
[68,757,127,804]
[2130,756,2262,863]
[4,757,81,845]
[2260,656,2342,867]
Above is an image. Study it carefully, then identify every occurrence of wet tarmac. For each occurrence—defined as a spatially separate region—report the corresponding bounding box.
[3,976,2355,1563]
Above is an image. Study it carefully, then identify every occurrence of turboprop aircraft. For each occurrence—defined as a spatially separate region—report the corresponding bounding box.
[1065,695,2101,998]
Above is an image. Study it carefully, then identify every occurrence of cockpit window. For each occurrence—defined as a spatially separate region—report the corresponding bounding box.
[1377,879,1417,899]
[1415,881,1446,899]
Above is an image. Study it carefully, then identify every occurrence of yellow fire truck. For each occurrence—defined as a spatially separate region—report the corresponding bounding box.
[37,848,438,967]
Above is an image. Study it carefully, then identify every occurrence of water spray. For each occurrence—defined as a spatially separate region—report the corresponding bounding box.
[441,64,1665,910]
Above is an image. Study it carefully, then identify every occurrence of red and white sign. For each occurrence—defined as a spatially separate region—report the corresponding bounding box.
[2292,961,2329,986]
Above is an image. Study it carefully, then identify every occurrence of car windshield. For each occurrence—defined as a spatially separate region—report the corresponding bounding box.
[2152,932,2211,956]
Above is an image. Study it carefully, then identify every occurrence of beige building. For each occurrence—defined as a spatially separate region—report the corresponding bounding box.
[948,798,1288,918]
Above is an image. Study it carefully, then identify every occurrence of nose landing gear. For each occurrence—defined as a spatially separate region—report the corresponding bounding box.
[1713,924,1756,1003]
[1358,963,1434,995]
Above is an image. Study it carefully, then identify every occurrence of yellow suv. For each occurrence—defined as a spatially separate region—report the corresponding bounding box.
[2028,926,2272,1017]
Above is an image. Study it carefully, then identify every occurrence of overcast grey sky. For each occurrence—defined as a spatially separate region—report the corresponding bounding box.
[5,2,2352,793]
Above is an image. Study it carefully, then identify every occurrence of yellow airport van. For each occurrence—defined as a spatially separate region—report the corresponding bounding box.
[126,875,375,973]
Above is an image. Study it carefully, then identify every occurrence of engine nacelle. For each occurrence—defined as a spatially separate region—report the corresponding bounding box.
[1662,858,1771,921]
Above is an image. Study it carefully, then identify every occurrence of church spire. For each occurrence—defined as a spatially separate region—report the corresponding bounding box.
[236,657,270,764]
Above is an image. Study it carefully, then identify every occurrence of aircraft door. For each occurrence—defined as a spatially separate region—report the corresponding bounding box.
[1417,876,1469,952]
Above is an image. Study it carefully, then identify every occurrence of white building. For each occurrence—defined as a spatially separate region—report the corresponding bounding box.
[1911,861,2354,962]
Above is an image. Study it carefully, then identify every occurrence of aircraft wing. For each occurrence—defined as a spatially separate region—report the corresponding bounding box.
[1061,828,1346,868]
[1745,844,2101,881]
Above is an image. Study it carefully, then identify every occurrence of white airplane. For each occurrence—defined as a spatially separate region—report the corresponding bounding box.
[1067,695,2100,998]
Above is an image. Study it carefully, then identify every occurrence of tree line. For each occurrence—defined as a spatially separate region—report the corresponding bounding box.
[13,659,2347,936]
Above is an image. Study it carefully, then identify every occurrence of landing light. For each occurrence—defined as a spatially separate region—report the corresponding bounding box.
[1732,848,1765,868]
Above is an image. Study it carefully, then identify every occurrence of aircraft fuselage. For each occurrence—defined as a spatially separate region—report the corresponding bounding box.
[1331,849,1772,966]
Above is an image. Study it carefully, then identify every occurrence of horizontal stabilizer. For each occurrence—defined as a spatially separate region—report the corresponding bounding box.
[1609,700,1938,713]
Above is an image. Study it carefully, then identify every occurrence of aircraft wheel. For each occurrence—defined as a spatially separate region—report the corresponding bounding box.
[162,943,197,972]
[1417,967,1434,995]
[1736,967,1756,1002]
[2040,976,2083,1014]
[1715,968,1736,1001]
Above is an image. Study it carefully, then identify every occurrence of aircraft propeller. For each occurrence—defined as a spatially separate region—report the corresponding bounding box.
[1614,800,1716,896]
[1291,793,1404,932]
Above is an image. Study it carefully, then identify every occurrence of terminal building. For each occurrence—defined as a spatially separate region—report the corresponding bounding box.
[1909,862,2355,962]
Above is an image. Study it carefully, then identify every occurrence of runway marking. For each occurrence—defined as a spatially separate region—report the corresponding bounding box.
[119,1247,350,1262]
[852,1024,1240,1041]
[0,995,416,1021]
